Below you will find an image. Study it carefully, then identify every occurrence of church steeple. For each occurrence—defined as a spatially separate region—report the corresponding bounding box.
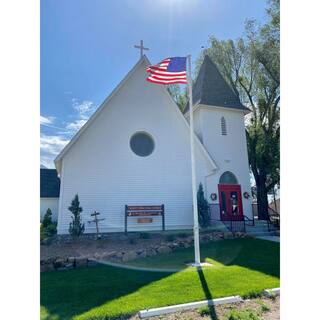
[185,55,247,113]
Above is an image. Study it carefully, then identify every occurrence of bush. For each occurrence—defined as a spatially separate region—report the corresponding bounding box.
[178,232,188,238]
[227,309,260,320]
[68,194,85,238]
[129,238,137,245]
[242,290,263,300]
[197,183,210,228]
[139,232,150,239]
[197,306,216,318]
[165,234,176,242]
[40,208,57,241]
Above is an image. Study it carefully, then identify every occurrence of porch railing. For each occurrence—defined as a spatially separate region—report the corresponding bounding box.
[208,204,246,233]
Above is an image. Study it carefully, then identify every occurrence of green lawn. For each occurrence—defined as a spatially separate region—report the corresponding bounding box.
[41,238,280,320]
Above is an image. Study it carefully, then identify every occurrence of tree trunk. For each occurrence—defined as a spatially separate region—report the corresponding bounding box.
[256,179,269,220]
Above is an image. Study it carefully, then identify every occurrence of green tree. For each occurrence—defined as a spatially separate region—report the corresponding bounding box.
[197,183,210,228]
[41,208,57,240]
[167,85,188,112]
[42,208,53,228]
[196,0,280,218]
[68,194,85,237]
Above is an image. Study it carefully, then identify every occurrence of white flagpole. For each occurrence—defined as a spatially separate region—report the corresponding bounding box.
[187,54,201,265]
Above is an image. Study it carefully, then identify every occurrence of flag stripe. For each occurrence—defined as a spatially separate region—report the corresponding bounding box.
[150,74,188,80]
[146,57,187,85]
[147,77,188,84]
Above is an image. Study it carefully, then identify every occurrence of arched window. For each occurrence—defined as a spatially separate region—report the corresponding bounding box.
[219,171,238,184]
[221,117,227,135]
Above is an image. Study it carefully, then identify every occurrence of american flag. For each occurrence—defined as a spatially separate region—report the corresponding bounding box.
[146,57,188,85]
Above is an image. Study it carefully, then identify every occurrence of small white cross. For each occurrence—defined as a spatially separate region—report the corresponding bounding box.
[134,40,149,58]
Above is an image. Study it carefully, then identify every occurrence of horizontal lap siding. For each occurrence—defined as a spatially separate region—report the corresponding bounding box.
[57,62,211,234]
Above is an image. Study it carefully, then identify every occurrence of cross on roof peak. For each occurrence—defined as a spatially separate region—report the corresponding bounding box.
[134,40,149,58]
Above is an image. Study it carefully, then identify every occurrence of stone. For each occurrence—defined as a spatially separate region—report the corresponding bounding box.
[53,258,65,269]
[137,250,147,258]
[75,257,88,268]
[67,257,76,265]
[224,232,234,239]
[122,251,138,262]
[146,248,157,257]
[157,245,172,254]
[41,263,55,272]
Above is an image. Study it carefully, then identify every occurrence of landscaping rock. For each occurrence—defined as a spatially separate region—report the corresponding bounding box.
[224,232,234,239]
[41,263,55,272]
[146,248,157,257]
[157,245,172,254]
[53,258,66,269]
[122,251,138,262]
[67,257,76,265]
[75,257,88,267]
[137,250,147,258]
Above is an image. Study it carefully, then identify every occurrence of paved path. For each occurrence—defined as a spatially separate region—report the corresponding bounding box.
[255,236,280,243]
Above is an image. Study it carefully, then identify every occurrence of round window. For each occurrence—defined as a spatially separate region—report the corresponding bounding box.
[130,132,155,157]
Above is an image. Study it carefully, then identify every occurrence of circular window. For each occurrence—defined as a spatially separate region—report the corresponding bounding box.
[130,132,155,157]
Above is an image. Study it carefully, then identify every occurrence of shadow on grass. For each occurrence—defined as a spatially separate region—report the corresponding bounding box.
[197,266,218,320]
[41,264,172,320]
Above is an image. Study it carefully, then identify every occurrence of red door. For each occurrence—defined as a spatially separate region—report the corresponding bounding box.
[218,184,243,220]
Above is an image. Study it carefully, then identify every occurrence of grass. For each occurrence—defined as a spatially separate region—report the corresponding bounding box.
[41,238,279,320]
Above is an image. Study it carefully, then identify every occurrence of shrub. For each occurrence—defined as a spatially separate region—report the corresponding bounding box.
[197,306,216,318]
[68,194,85,238]
[139,232,150,239]
[178,232,188,238]
[256,299,270,313]
[129,238,137,245]
[242,290,263,300]
[197,183,210,228]
[41,208,57,241]
[227,309,260,320]
[165,234,176,242]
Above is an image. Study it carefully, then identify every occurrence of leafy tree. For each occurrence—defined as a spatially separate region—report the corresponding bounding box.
[195,0,280,218]
[197,183,210,228]
[167,85,188,112]
[68,194,85,237]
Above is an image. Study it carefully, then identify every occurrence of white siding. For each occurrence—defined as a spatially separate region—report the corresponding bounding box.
[57,61,213,234]
[196,107,253,218]
[40,198,59,222]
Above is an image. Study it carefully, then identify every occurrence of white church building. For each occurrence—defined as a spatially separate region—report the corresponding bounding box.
[54,55,252,235]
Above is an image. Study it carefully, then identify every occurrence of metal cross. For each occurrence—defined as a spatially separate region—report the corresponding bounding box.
[134,40,149,58]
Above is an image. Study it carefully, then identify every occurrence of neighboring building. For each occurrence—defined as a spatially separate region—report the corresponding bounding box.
[40,168,60,222]
[54,55,252,234]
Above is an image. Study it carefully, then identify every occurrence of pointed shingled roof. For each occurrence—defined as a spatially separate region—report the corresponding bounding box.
[184,55,247,113]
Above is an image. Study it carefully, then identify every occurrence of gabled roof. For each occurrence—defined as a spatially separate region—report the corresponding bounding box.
[55,55,218,174]
[40,169,60,198]
[184,55,248,113]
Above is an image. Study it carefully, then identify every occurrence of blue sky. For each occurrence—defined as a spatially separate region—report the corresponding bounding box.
[41,0,268,168]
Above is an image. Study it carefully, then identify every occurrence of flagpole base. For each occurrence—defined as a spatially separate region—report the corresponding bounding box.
[187,262,213,268]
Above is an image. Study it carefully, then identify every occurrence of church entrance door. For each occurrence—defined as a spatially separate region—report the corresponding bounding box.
[218,184,243,220]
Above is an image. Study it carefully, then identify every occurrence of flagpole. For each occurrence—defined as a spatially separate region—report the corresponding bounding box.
[187,54,201,265]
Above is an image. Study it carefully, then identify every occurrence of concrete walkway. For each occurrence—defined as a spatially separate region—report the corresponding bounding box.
[255,236,280,243]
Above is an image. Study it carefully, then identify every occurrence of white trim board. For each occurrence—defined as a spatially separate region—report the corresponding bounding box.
[139,295,242,318]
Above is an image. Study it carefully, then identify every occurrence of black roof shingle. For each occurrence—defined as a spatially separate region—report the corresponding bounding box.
[40,169,60,198]
[184,55,248,113]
